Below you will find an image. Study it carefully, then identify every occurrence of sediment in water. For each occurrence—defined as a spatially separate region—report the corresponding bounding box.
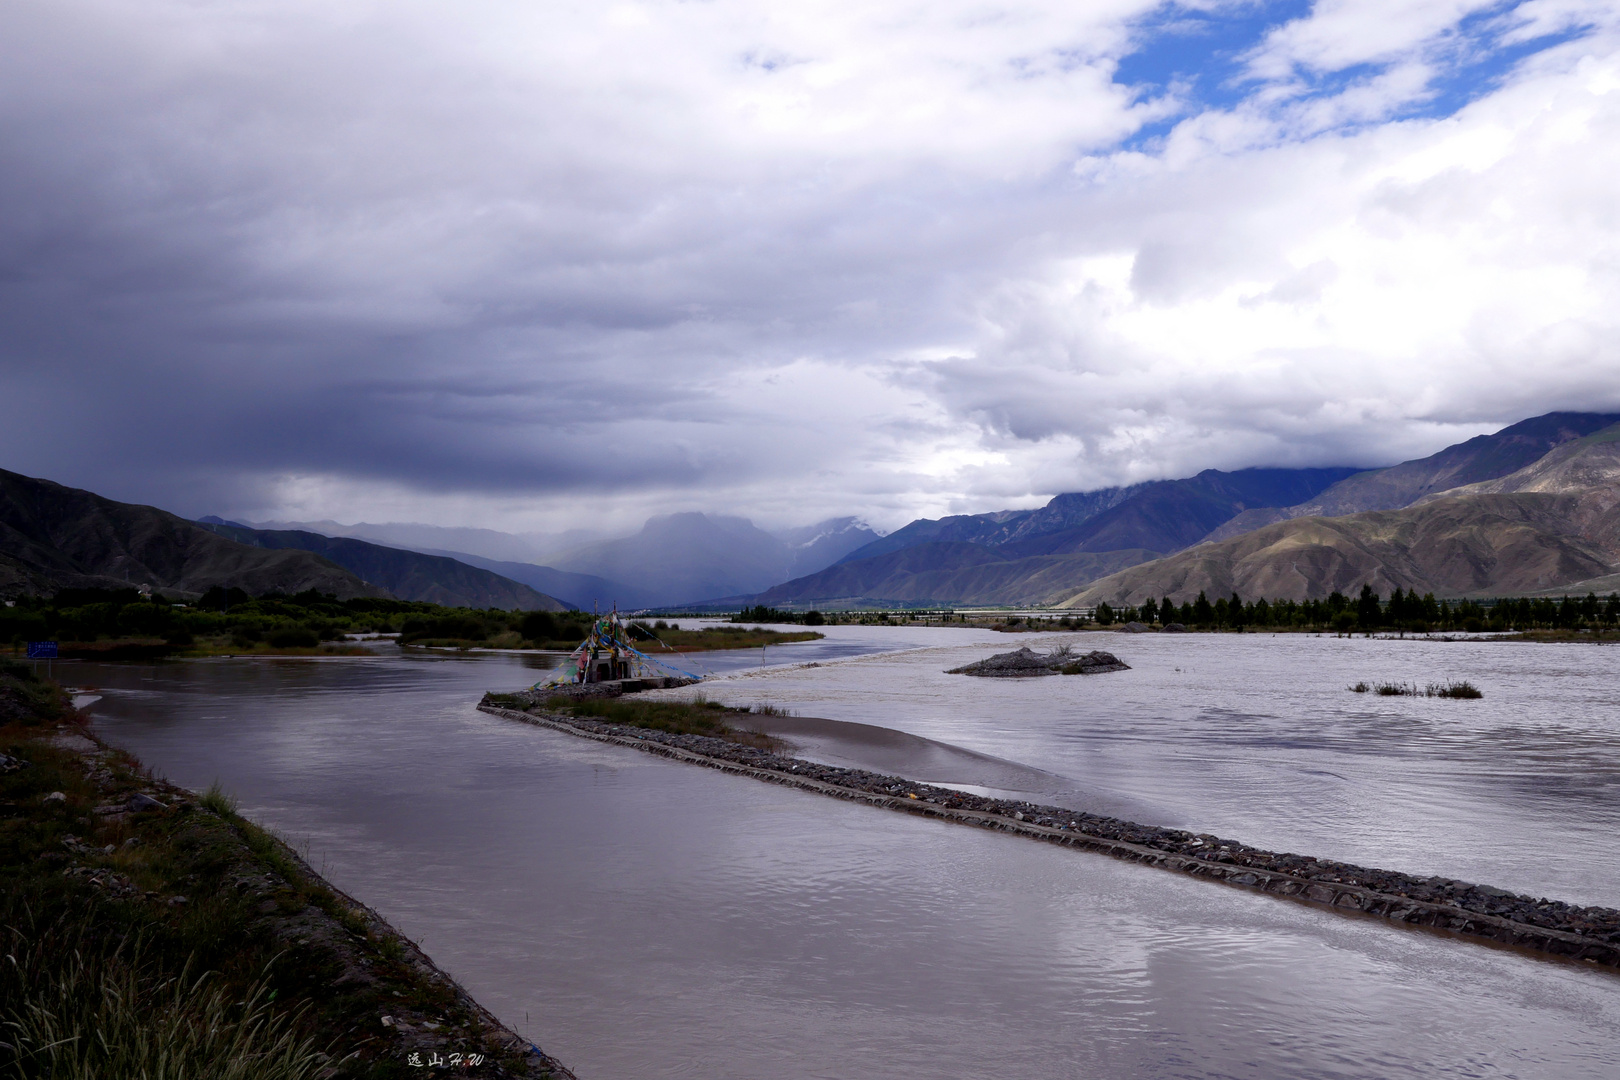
[479,701,1620,972]
[8,717,576,1079]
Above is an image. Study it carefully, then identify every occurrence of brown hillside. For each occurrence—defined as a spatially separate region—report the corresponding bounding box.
[752,543,1159,607]
[1204,411,1620,543]
[1432,425,1620,499]
[1060,493,1614,605]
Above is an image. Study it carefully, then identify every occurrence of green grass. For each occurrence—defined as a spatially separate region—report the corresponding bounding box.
[546,694,789,749]
[0,658,70,726]
[200,779,240,817]
[2,918,330,1080]
[625,627,823,652]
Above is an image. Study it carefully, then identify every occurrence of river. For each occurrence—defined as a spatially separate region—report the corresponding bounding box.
[74,626,1620,1079]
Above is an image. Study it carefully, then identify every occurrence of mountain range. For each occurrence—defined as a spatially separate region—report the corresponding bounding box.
[8,410,1617,611]
[237,519,604,566]
[0,469,384,601]
[0,467,566,609]
[250,511,880,609]
[753,412,1620,607]
[834,468,1362,566]
[193,521,567,611]
[1065,424,1620,604]
[1203,412,1620,541]
[754,467,1369,607]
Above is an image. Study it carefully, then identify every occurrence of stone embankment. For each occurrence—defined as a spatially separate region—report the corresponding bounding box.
[480,700,1620,971]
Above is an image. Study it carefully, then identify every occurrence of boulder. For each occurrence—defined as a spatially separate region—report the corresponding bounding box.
[126,792,167,813]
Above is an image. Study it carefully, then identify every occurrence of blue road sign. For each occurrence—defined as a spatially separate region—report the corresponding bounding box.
[26,641,58,659]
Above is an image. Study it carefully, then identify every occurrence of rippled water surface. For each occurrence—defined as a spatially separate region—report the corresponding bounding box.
[73,627,1620,1079]
[691,627,1620,906]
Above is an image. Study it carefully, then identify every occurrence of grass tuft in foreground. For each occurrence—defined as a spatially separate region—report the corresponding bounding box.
[2,915,328,1080]
[200,778,240,816]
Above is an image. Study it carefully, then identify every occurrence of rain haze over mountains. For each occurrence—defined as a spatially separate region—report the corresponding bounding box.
[3,1,1620,605]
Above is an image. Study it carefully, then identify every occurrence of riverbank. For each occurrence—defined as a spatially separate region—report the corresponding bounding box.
[479,699,1620,972]
[7,639,379,661]
[1,664,575,1079]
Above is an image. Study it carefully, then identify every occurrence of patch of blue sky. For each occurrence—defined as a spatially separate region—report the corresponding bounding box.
[1114,1,1314,112]
[1112,1,1596,149]
[1412,6,1595,121]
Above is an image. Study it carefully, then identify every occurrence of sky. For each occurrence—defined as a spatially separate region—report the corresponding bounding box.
[2,0,1618,537]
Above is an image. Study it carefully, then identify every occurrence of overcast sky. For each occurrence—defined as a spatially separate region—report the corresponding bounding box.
[2,0,1617,535]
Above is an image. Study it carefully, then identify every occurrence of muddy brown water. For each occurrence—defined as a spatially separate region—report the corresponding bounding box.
[73,627,1620,1079]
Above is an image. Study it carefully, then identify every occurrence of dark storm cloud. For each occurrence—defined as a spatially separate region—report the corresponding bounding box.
[1,1,1617,532]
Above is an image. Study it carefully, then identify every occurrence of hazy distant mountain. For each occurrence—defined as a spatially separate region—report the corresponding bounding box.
[1065,425,1620,604]
[0,469,383,600]
[412,549,649,611]
[196,521,567,610]
[753,543,1159,608]
[242,519,604,565]
[546,513,787,606]
[1204,412,1620,542]
[540,513,880,606]
[239,511,877,609]
[240,518,640,608]
[771,517,882,577]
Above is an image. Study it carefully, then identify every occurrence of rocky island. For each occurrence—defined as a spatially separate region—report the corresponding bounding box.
[947,644,1130,677]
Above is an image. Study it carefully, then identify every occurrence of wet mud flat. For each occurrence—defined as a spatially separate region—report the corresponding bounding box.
[479,702,1620,972]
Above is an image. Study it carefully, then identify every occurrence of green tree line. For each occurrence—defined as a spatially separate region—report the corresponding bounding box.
[1089,586,1620,633]
[0,587,591,651]
[727,605,826,626]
